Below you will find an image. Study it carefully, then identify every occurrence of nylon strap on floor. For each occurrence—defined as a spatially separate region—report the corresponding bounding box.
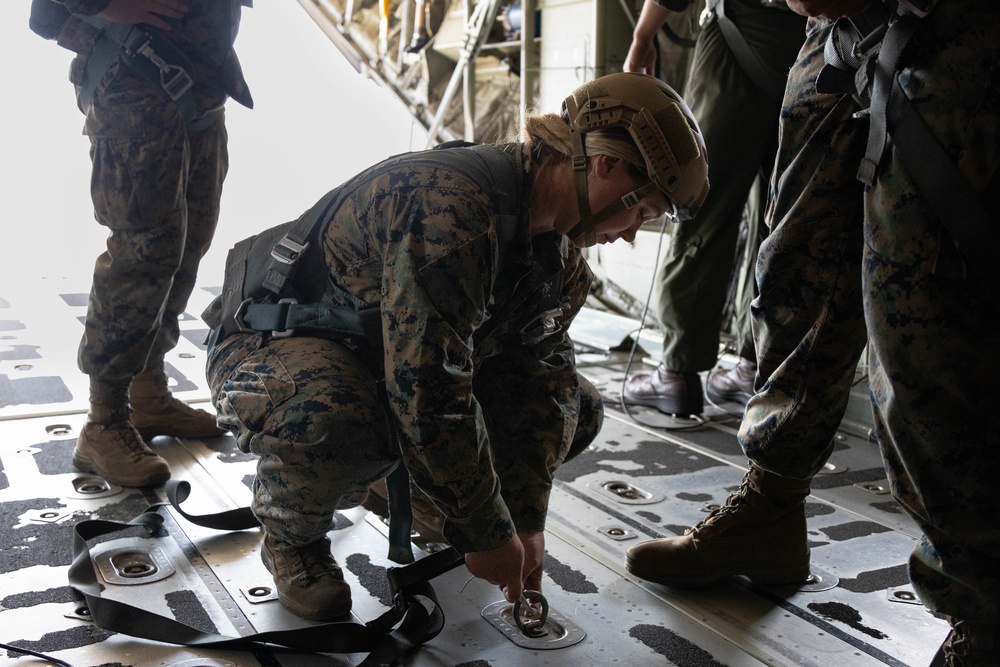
[68,480,466,666]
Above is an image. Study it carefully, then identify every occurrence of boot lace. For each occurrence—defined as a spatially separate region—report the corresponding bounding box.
[280,539,344,587]
[687,475,751,536]
[102,422,157,462]
[941,620,971,667]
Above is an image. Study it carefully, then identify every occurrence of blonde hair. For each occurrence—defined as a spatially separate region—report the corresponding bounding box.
[518,112,647,177]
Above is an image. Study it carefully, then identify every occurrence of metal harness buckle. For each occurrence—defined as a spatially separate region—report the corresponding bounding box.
[271,298,299,339]
[519,307,565,346]
[133,38,194,102]
[232,298,254,333]
[271,235,310,265]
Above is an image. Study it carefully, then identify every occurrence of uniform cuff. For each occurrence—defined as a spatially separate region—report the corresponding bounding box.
[650,0,690,11]
[442,489,516,554]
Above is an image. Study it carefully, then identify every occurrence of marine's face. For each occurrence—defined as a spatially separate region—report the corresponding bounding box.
[577,157,671,247]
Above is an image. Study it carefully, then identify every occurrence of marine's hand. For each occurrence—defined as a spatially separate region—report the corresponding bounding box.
[99,0,189,30]
[624,38,657,75]
[517,530,545,595]
[785,0,873,18]
[465,534,525,603]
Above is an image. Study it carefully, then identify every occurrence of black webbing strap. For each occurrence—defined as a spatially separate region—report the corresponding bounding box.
[260,188,344,298]
[711,0,787,100]
[68,480,466,664]
[816,5,999,308]
[238,301,371,339]
[384,458,416,565]
[76,16,199,126]
[856,12,920,186]
[886,78,1000,311]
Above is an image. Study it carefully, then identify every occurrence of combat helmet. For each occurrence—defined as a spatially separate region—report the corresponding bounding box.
[561,72,709,242]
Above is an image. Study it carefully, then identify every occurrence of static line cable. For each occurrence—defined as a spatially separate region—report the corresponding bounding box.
[0,642,76,667]
[618,214,705,431]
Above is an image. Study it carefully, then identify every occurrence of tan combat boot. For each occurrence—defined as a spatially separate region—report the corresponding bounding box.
[261,534,352,621]
[932,619,999,667]
[130,362,225,440]
[73,378,171,487]
[625,464,811,587]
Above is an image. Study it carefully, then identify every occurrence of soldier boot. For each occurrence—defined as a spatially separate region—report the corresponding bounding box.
[130,362,226,440]
[625,464,811,587]
[261,534,352,621]
[73,378,171,487]
[931,619,999,667]
[706,357,757,406]
[622,364,703,415]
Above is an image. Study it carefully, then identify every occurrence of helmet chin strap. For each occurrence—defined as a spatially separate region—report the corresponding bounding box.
[566,182,662,244]
[565,93,599,246]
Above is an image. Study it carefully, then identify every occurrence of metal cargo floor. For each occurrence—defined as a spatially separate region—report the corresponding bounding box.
[0,277,950,667]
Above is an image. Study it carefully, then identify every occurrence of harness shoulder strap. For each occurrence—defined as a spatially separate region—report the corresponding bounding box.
[887,78,1000,311]
[710,0,787,100]
[815,4,999,308]
[69,14,201,123]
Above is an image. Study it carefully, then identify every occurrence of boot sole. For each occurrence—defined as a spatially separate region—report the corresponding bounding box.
[135,425,226,441]
[625,554,811,588]
[705,386,753,406]
[71,452,170,488]
[621,391,703,416]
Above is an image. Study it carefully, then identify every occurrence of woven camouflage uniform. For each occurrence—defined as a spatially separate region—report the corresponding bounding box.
[206,145,603,554]
[651,0,805,369]
[740,4,999,623]
[55,0,252,381]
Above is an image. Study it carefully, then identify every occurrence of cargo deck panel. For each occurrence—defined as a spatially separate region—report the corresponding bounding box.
[0,276,951,667]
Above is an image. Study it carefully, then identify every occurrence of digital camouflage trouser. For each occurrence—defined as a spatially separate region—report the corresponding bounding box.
[740,6,1000,623]
[78,64,228,381]
[207,332,603,549]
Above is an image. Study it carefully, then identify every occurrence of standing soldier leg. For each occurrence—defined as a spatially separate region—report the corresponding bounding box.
[864,3,1000,660]
[624,6,803,415]
[626,21,869,586]
[74,68,190,487]
[131,110,229,440]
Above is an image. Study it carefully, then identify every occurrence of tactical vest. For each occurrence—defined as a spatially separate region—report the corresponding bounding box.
[204,142,530,357]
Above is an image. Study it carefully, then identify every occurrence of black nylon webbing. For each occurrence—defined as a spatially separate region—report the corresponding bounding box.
[857,13,920,186]
[712,0,786,100]
[887,78,1000,311]
[68,480,466,663]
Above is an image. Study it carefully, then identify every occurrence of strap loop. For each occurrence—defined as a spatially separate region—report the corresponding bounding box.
[68,479,467,663]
